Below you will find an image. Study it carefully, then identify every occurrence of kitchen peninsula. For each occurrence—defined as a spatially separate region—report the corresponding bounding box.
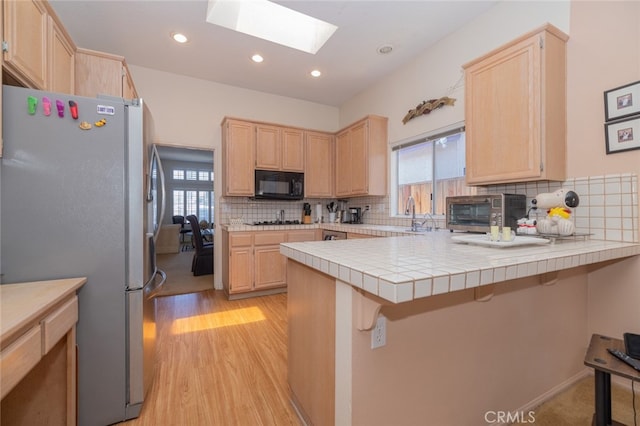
[280,233,640,425]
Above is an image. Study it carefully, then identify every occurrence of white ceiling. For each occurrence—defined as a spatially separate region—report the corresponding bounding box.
[49,0,497,107]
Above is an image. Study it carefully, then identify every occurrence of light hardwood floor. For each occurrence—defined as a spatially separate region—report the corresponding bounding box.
[121,290,301,426]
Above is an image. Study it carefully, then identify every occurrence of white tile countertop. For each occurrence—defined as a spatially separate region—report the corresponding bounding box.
[280,232,640,303]
[220,222,423,236]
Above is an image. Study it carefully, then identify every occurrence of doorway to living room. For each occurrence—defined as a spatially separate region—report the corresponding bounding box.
[155,145,214,296]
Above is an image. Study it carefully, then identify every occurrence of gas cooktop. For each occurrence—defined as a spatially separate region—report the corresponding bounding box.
[251,220,306,226]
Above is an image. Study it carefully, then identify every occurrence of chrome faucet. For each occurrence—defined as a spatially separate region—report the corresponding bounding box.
[405,195,420,231]
[422,212,437,232]
[405,195,437,232]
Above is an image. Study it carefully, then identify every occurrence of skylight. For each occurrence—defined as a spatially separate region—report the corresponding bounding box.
[206,0,338,54]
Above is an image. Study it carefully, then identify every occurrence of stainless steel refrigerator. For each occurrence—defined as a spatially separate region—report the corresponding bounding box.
[1,85,166,425]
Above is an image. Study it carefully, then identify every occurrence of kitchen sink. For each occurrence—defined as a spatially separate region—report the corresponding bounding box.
[405,227,437,233]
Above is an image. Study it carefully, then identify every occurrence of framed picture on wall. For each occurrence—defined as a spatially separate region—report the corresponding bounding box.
[605,115,640,154]
[604,80,640,121]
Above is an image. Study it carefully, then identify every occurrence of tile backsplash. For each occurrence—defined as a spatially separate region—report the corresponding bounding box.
[218,173,638,243]
[480,173,638,243]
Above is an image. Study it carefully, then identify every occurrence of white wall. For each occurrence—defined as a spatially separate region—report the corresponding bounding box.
[564,1,640,342]
[339,1,571,143]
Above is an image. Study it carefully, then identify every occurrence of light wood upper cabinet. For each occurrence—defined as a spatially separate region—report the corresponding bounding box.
[281,128,304,171]
[221,115,387,198]
[463,24,568,185]
[47,14,75,94]
[2,0,48,89]
[75,48,138,99]
[335,115,388,197]
[222,118,255,196]
[122,62,137,100]
[256,124,304,172]
[2,0,75,93]
[335,130,351,196]
[305,131,334,198]
[255,124,281,170]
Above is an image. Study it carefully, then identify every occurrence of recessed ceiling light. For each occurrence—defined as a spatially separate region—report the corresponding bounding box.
[377,44,393,55]
[251,54,264,63]
[206,0,338,54]
[172,33,188,43]
[310,70,322,78]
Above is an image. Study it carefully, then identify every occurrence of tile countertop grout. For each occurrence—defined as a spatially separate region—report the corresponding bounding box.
[279,231,640,304]
[220,222,426,236]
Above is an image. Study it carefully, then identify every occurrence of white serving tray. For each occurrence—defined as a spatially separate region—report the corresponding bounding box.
[451,234,550,248]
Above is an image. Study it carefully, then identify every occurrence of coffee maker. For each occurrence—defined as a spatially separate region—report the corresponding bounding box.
[348,207,362,224]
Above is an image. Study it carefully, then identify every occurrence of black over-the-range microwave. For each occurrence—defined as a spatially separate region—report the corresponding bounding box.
[254,169,304,200]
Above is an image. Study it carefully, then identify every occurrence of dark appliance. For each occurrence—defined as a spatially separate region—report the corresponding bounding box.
[323,230,347,240]
[254,170,304,200]
[446,194,526,233]
[342,207,362,224]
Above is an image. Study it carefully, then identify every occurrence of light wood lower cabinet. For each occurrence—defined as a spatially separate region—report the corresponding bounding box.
[227,233,254,293]
[1,291,80,426]
[254,233,287,290]
[347,232,378,239]
[222,228,318,298]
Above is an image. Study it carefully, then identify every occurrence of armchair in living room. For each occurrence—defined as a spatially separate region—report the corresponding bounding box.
[185,215,213,276]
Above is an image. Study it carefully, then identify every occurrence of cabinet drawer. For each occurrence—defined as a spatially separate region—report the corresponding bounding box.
[1,325,42,399]
[254,232,287,246]
[41,296,78,355]
[230,233,253,247]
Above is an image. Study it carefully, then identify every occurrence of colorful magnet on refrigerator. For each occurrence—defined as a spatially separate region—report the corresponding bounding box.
[69,100,78,119]
[28,96,38,115]
[42,97,52,116]
[94,118,107,127]
[56,100,65,118]
[79,121,92,130]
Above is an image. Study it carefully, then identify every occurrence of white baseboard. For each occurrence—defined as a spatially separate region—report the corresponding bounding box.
[496,368,592,426]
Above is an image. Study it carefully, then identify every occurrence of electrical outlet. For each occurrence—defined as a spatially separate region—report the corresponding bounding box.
[364,205,370,211]
[371,314,386,349]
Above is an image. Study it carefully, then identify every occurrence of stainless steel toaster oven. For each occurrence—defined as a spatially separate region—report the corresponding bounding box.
[445,194,526,233]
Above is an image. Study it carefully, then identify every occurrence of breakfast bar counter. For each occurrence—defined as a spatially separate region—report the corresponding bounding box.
[280,233,640,425]
[281,232,640,303]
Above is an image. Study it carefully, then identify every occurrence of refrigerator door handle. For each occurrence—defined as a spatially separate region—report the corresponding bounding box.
[149,145,166,242]
[147,268,167,299]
